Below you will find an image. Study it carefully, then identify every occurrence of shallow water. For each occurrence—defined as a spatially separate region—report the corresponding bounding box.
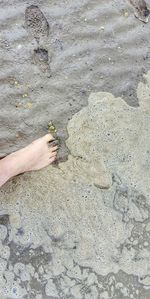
[0,0,150,157]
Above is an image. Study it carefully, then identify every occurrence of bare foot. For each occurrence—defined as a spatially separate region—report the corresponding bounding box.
[0,134,58,187]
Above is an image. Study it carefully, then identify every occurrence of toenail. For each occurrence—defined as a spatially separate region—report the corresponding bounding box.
[48,140,58,147]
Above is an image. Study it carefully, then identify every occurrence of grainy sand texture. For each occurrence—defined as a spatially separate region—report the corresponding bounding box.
[0,0,150,298]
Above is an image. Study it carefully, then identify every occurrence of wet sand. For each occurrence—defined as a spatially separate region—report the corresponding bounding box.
[0,0,150,156]
[0,1,150,299]
[1,74,150,298]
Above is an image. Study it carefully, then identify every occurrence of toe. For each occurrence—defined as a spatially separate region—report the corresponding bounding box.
[49,151,57,158]
[50,145,58,152]
[44,134,54,142]
[49,156,56,164]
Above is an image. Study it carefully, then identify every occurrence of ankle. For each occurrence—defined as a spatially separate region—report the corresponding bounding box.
[0,154,20,186]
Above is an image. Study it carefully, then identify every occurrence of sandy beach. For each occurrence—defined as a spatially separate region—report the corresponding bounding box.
[0,0,150,298]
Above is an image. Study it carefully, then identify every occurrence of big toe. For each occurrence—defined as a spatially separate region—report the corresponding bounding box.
[44,134,54,142]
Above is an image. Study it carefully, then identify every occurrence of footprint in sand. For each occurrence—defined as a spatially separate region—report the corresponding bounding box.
[25,5,49,42]
[33,48,51,74]
[25,5,51,74]
[129,0,150,23]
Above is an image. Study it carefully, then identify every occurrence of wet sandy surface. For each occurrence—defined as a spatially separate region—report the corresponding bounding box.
[1,74,150,298]
[0,1,150,298]
[0,0,150,156]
